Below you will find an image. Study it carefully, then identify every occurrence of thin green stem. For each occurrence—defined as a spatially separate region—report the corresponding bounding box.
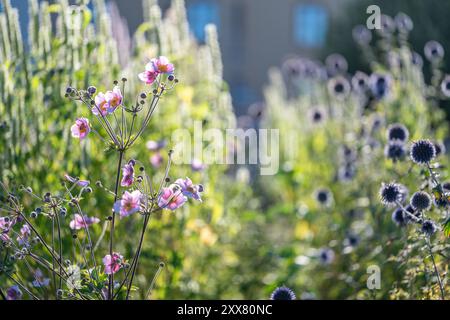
[108,150,124,300]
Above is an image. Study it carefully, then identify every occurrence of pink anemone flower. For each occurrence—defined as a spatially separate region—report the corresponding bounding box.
[158,184,188,211]
[71,118,90,140]
[92,92,109,116]
[175,177,204,202]
[103,252,123,275]
[69,214,100,230]
[64,174,90,187]
[121,160,135,187]
[105,86,123,112]
[114,190,142,218]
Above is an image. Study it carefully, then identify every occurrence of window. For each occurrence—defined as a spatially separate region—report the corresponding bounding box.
[187,1,220,42]
[293,4,328,48]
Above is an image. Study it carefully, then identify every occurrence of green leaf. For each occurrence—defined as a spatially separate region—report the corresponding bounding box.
[443,218,450,237]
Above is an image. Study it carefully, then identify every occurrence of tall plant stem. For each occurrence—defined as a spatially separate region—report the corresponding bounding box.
[0,288,6,300]
[108,150,125,300]
[427,238,445,300]
[125,212,151,300]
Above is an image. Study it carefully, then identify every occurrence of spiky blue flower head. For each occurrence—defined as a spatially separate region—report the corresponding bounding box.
[410,139,436,165]
[318,248,335,265]
[403,204,420,224]
[411,52,423,68]
[443,182,450,192]
[328,76,350,100]
[338,164,356,182]
[370,73,392,100]
[421,220,438,236]
[379,182,404,206]
[424,40,444,62]
[433,141,446,157]
[377,14,395,35]
[308,106,327,124]
[352,71,369,93]
[392,207,406,227]
[270,286,296,300]
[325,53,348,76]
[384,140,406,162]
[440,75,450,97]
[387,123,409,143]
[352,25,372,46]
[395,12,413,33]
[346,233,360,247]
[315,188,333,206]
[410,191,432,211]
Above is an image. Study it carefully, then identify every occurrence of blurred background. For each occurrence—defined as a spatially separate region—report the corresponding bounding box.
[7,0,450,116]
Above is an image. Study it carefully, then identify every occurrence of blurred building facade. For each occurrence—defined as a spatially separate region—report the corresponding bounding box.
[7,0,342,114]
[116,0,341,114]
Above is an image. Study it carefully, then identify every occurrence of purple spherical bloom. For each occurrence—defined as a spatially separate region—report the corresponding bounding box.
[32,269,50,288]
[352,71,369,93]
[6,285,22,300]
[441,75,450,97]
[270,286,296,300]
[395,12,413,33]
[64,174,90,187]
[69,214,100,230]
[318,248,335,265]
[103,252,123,275]
[328,76,351,100]
[424,40,445,62]
[114,191,142,218]
[370,73,392,100]
[175,177,204,202]
[158,184,188,211]
[121,160,135,187]
[411,52,423,68]
[352,25,372,46]
[325,53,348,76]
[71,118,90,140]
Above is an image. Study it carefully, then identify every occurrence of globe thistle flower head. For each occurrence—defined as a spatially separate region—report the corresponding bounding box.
[325,53,348,76]
[387,123,409,143]
[327,76,350,100]
[338,164,356,182]
[411,52,424,68]
[443,182,450,192]
[395,12,413,33]
[421,220,438,236]
[352,25,372,46]
[424,40,444,62]
[370,73,392,100]
[352,71,369,93]
[379,182,404,206]
[433,141,446,157]
[308,106,327,124]
[392,207,406,227]
[314,188,333,207]
[384,140,406,162]
[402,204,420,224]
[410,191,432,211]
[377,14,396,35]
[440,75,450,97]
[282,58,303,79]
[270,286,296,300]
[410,139,436,165]
[345,233,360,247]
[318,248,335,265]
